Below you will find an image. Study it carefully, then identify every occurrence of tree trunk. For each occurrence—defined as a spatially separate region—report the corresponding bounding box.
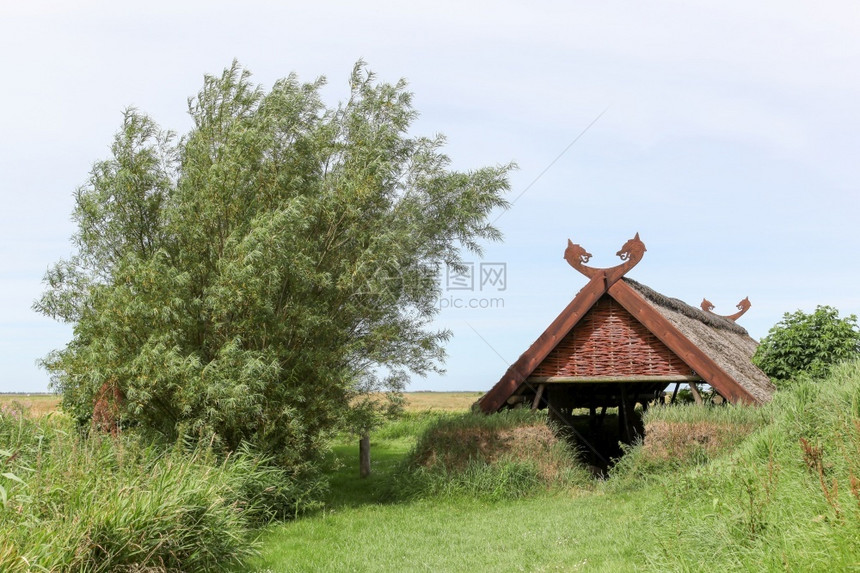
[359,433,371,478]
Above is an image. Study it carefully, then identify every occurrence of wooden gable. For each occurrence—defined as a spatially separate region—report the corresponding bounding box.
[531,295,694,379]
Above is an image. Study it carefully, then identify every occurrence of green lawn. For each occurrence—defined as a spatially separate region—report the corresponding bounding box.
[245,432,655,572]
[250,490,655,572]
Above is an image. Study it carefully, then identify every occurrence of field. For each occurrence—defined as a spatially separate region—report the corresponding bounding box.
[0,393,60,416]
[401,391,483,412]
[0,392,477,417]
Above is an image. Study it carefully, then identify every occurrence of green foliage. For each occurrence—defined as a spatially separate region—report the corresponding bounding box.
[0,411,319,572]
[35,61,512,467]
[753,305,860,385]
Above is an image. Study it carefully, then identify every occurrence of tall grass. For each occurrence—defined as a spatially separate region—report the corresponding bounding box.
[0,409,320,572]
[634,359,860,571]
[372,411,452,441]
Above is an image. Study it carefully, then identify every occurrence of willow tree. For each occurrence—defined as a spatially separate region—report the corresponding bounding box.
[36,62,511,467]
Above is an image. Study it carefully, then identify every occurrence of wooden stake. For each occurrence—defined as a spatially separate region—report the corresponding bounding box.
[359,433,371,478]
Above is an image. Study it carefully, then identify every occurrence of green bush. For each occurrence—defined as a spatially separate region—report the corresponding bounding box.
[753,305,860,385]
[0,411,321,572]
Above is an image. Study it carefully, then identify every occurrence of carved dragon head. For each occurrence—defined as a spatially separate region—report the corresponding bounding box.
[701,298,715,313]
[616,232,646,262]
[564,240,593,266]
[737,297,751,311]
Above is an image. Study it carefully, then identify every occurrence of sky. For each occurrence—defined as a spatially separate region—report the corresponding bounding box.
[1,1,859,393]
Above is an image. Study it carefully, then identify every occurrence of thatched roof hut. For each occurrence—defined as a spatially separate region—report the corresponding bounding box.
[477,235,775,428]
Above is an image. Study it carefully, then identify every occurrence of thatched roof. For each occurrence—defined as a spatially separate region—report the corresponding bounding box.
[624,279,775,404]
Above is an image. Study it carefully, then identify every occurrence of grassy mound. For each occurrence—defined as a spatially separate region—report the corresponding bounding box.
[612,400,771,478]
[642,419,756,463]
[389,409,591,501]
[613,359,860,570]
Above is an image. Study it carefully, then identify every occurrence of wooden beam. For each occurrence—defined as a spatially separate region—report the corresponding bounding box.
[619,385,632,443]
[527,375,702,384]
[670,381,681,404]
[531,384,546,410]
[608,280,759,405]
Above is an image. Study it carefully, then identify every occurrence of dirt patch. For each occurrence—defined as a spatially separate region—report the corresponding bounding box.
[643,420,756,462]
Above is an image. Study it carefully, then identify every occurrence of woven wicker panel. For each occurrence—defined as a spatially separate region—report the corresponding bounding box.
[532,295,694,378]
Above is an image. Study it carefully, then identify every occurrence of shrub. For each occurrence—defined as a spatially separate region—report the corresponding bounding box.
[753,305,860,385]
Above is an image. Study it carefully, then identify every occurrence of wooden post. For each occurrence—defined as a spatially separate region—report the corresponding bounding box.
[670,382,681,404]
[359,433,371,478]
[618,384,630,444]
[689,382,703,405]
[531,384,545,410]
[619,385,635,443]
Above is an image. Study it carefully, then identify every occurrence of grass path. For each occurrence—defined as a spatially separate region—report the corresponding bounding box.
[246,436,656,572]
[250,491,655,572]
